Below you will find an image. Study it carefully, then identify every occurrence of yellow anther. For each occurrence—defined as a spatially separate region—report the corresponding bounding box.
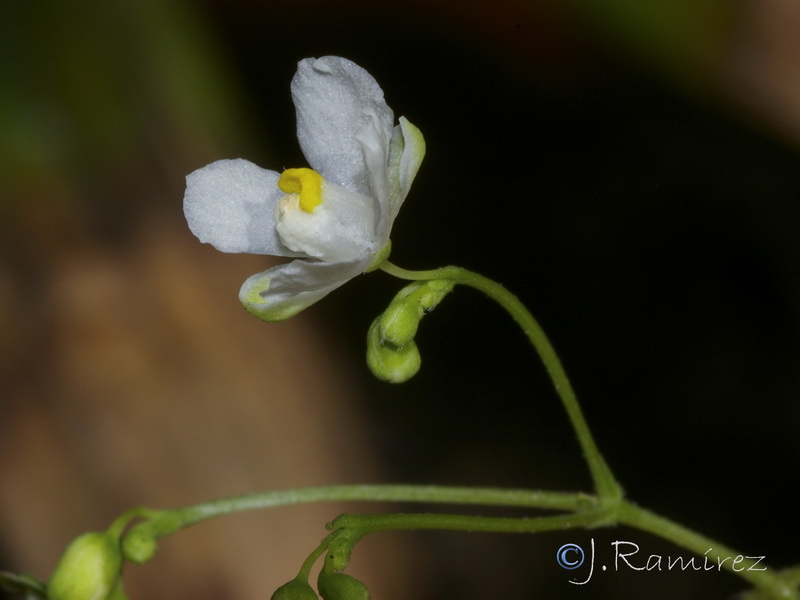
[278,168,323,212]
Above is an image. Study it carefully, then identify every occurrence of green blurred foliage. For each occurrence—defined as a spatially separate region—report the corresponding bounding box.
[558,0,733,87]
[0,0,252,210]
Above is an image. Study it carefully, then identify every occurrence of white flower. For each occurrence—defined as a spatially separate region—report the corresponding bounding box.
[183,56,425,321]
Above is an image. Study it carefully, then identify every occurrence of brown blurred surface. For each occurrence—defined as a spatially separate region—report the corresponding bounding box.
[0,190,412,600]
[0,1,412,597]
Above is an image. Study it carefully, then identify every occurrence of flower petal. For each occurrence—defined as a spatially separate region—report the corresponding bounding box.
[292,57,394,196]
[184,159,300,256]
[239,257,368,322]
[275,178,375,262]
[385,116,426,233]
[357,110,392,238]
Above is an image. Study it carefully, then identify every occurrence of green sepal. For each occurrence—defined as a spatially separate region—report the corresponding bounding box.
[271,579,319,600]
[367,318,421,383]
[317,572,370,600]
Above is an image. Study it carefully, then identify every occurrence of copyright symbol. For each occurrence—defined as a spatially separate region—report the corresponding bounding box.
[556,543,585,570]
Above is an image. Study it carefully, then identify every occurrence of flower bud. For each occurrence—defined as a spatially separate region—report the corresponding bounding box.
[367,279,453,383]
[270,579,319,600]
[317,572,370,600]
[120,525,158,565]
[379,280,454,346]
[47,532,122,600]
[378,292,421,347]
[366,319,421,383]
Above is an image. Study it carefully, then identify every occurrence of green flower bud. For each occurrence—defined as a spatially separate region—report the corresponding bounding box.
[377,294,421,347]
[367,279,453,383]
[317,572,370,600]
[413,278,455,311]
[366,319,421,383]
[47,532,122,600]
[270,579,319,600]
[379,280,454,345]
[120,525,158,565]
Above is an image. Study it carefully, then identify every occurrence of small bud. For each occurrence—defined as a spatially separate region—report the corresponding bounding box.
[47,532,122,600]
[413,279,455,311]
[367,279,453,383]
[379,280,454,345]
[317,572,370,600]
[271,579,319,600]
[366,319,421,383]
[120,525,158,565]
[377,296,421,347]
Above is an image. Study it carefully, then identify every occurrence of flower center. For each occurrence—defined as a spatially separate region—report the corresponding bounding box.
[278,168,322,212]
[274,168,375,262]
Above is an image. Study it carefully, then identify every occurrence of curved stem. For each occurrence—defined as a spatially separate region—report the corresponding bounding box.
[296,540,329,581]
[134,484,591,540]
[89,261,796,600]
[122,484,796,597]
[379,262,622,501]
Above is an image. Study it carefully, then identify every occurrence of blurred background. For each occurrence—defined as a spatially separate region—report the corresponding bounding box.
[2,0,799,598]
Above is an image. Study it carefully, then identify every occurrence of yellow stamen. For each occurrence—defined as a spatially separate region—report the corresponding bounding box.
[278,168,323,212]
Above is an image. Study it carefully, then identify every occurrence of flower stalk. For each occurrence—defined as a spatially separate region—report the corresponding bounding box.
[378,262,622,502]
[110,483,796,600]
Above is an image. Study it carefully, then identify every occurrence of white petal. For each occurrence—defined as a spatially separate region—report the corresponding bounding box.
[357,110,392,237]
[396,118,426,204]
[239,257,368,322]
[292,57,393,196]
[184,159,300,256]
[385,116,426,233]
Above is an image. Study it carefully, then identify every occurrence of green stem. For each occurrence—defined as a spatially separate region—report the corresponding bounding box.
[107,507,163,539]
[122,485,796,598]
[379,262,622,501]
[618,502,797,599]
[329,507,611,539]
[135,484,591,539]
[296,541,329,581]
[95,262,796,600]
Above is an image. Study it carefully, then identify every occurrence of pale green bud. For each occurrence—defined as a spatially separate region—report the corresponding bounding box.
[378,279,454,346]
[317,572,370,600]
[367,279,453,383]
[411,278,455,310]
[377,298,421,347]
[47,532,122,600]
[120,525,158,565]
[366,319,421,383]
[270,579,319,600]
